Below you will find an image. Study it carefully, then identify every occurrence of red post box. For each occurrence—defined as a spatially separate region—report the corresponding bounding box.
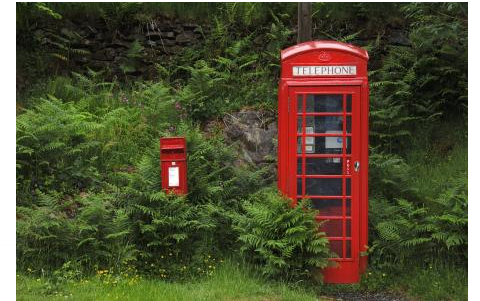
[160,137,187,195]
[277,41,369,283]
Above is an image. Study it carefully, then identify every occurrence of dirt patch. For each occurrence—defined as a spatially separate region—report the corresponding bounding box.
[319,291,409,301]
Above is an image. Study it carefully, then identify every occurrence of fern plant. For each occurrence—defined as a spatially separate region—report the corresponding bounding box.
[232,188,331,281]
[16,96,103,204]
[369,174,467,267]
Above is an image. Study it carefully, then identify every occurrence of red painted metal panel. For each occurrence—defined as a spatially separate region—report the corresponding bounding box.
[160,137,188,195]
[278,41,368,284]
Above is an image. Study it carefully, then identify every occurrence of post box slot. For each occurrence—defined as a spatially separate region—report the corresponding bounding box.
[161,149,184,154]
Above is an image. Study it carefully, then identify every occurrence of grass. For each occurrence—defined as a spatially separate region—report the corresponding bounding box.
[406,124,468,199]
[17,262,468,301]
[390,265,468,301]
[17,261,318,301]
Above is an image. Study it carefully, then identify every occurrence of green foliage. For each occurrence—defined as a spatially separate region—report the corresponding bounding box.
[16,193,78,271]
[16,2,468,289]
[16,97,103,203]
[232,189,331,281]
[370,3,467,153]
[17,261,320,301]
[368,147,417,200]
[369,175,467,267]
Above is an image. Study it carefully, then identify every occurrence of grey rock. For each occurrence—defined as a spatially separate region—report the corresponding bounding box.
[93,48,117,61]
[88,60,113,71]
[129,33,146,42]
[158,38,176,47]
[86,25,98,35]
[34,29,44,37]
[176,31,195,44]
[145,32,162,41]
[95,32,104,41]
[60,27,73,38]
[145,40,157,47]
[162,31,175,39]
[131,26,142,34]
[183,23,198,30]
[73,56,89,64]
[82,39,93,47]
[223,110,277,165]
[173,25,183,34]
[110,39,130,48]
[92,49,107,61]
[163,45,183,54]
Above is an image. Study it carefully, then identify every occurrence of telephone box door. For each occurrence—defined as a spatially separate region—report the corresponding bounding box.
[287,85,361,283]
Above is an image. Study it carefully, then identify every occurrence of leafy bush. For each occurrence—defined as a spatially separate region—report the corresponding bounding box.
[370,3,467,153]
[16,192,79,271]
[369,147,418,200]
[232,189,331,281]
[111,134,240,280]
[16,96,103,204]
[369,175,467,267]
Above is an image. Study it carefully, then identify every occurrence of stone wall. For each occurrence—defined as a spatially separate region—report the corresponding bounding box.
[31,17,206,80]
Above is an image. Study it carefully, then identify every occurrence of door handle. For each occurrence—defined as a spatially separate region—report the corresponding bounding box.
[354,161,360,172]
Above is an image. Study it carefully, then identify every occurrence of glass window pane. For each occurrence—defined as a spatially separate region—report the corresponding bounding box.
[297,158,302,174]
[346,116,351,133]
[346,240,351,258]
[329,240,343,258]
[306,94,343,112]
[297,137,302,154]
[346,95,352,112]
[304,137,347,154]
[321,219,343,237]
[346,178,351,196]
[297,95,303,113]
[297,117,302,134]
[346,220,351,237]
[297,177,303,196]
[312,199,342,215]
[306,178,342,196]
[329,240,342,258]
[306,158,342,175]
[306,116,343,133]
[346,199,351,216]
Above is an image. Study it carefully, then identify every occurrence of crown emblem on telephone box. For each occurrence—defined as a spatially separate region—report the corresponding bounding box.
[318,51,331,62]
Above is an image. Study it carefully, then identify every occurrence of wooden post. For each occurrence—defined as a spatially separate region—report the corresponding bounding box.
[297,2,312,44]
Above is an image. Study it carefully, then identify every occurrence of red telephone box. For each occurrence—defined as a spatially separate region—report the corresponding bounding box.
[160,137,188,194]
[277,41,369,283]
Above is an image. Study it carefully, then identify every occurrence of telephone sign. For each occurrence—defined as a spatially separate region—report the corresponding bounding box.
[278,41,369,284]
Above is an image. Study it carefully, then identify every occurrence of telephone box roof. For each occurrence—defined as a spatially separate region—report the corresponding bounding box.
[281,41,369,61]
